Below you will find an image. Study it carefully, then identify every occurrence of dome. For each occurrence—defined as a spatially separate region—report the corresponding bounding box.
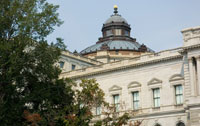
[80,40,154,54]
[80,6,154,57]
[105,14,128,24]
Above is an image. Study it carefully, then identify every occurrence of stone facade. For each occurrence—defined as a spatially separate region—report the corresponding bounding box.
[60,26,200,126]
[58,50,101,72]
[58,6,200,126]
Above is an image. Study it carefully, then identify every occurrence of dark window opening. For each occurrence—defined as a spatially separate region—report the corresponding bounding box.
[59,61,64,68]
[72,64,76,70]
[155,123,161,126]
[176,122,185,126]
[115,50,119,55]
[124,30,129,36]
[192,57,197,73]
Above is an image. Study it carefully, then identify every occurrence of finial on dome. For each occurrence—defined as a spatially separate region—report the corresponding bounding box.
[114,5,118,14]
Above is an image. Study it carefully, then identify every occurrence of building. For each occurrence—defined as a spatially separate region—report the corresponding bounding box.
[59,6,200,126]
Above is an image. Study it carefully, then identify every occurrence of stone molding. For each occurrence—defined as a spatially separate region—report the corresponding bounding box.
[169,74,184,82]
[109,85,122,92]
[148,78,162,85]
[182,44,200,50]
[128,81,141,89]
[129,109,185,119]
[61,52,183,79]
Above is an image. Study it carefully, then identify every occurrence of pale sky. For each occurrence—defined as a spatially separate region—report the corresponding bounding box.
[47,0,200,52]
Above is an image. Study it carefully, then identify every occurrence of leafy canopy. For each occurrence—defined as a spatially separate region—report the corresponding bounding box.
[0,0,136,126]
[0,0,67,125]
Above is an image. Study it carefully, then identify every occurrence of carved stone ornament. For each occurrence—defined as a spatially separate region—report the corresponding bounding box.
[109,85,122,92]
[148,78,162,85]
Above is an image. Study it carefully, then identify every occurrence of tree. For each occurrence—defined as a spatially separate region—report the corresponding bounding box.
[0,0,69,125]
[0,0,141,126]
[59,79,132,126]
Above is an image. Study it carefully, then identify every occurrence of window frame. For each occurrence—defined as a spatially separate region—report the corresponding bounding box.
[71,64,76,70]
[96,106,101,116]
[153,88,160,108]
[169,74,184,106]
[132,91,139,110]
[115,29,122,36]
[113,94,120,112]
[106,30,113,36]
[175,85,183,105]
[59,61,65,69]
[124,30,129,36]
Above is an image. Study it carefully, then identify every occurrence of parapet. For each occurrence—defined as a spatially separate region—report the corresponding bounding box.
[182,26,200,47]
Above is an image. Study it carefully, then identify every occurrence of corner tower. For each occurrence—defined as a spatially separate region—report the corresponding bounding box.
[80,6,154,63]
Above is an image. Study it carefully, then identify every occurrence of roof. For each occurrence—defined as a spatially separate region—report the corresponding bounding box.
[61,51,102,65]
[80,40,154,54]
[105,14,128,24]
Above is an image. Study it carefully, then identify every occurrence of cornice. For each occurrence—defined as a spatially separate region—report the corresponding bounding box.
[130,109,185,119]
[181,44,200,52]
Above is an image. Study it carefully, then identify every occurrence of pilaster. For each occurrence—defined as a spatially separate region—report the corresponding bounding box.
[183,55,191,100]
[196,56,200,96]
[188,58,196,96]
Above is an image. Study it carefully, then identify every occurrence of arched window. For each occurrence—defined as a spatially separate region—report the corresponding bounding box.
[176,122,185,126]
[155,123,161,126]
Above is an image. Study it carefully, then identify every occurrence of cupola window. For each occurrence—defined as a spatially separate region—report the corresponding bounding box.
[115,29,122,36]
[106,30,113,36]
[124,30,129,36]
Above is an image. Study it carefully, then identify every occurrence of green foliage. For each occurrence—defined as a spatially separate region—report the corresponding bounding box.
[0,0,62,41]
[0,0,135,126]
[94,104,131,126]
[0,0,67,125]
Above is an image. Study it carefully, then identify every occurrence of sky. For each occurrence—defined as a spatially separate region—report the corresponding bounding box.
[47,0,200,52]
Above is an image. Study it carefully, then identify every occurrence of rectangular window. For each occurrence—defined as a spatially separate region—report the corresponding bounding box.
[106,30,113,36]
[59,61,65,68]
[96,106,101,115]
[175,85,183,105]
[153,88,160,107]
[124,30,129,36]
[113,94,120,112]
[80,103,84,109]
[72,64,76,70]
[115,29,121,36]
[132,91,139,110]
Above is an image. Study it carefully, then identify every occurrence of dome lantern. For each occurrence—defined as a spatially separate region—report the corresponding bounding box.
[102,6,131,38]
[114,5,118,14]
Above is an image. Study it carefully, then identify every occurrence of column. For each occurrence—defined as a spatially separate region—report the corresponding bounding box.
[188,58,196,96]
[196,56,200,96]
